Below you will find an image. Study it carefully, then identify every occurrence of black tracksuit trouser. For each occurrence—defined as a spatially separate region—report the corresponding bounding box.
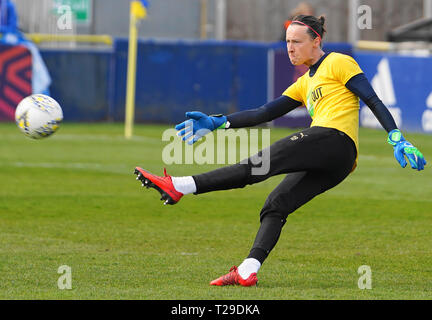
[192,126,357,264]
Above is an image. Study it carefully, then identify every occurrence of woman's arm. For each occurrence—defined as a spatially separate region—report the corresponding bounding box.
[175,96,301,144]
[346,73,426,170]
[227,96,302,128]
[345,73,397,132]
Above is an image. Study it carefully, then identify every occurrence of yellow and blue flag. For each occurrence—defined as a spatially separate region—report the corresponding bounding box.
[132,0,149,19]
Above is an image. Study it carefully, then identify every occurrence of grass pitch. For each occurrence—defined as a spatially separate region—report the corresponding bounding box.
[0,122,431,300]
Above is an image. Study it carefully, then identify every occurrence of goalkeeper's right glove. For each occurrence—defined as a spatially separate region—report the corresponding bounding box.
[175,111,228,145]
[387,129,426,171]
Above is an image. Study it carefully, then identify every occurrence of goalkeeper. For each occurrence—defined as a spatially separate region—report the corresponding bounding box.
[134,15,426,287]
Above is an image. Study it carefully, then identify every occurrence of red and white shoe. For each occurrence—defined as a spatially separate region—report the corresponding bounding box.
[134,167,183,205]
[210,266,258,287]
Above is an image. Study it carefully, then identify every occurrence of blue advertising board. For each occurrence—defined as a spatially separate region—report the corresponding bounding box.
[355,51,432,133]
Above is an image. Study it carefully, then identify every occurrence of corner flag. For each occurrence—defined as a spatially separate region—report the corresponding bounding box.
[125,0,149,139]
[132,0,148,19]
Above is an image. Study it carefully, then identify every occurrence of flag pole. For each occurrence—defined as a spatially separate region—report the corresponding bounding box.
[125,1,147,139]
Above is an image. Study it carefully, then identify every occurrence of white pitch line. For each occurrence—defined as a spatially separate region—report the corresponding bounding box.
[2,161,131,174]
[0,133,162,144]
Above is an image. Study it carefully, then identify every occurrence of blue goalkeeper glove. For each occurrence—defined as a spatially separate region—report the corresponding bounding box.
[175,111,227,144]
[387,129,426,171]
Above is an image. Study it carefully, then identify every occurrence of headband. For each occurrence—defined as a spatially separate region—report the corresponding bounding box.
[290,20,322,41]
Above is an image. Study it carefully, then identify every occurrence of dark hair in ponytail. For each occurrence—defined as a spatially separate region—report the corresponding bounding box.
[291,15,326,46]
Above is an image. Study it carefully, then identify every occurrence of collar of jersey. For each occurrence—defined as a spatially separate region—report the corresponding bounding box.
[309,52,331,77]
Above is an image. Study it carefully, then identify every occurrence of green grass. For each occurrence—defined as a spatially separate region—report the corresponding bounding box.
[0,122,431,299]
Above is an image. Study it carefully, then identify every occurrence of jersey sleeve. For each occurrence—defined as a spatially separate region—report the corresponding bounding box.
[332,54,364,85]
[226,96,302,128]
[282,78,304,105]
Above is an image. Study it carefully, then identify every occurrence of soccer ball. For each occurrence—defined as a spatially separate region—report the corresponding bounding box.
[15,94,63,139]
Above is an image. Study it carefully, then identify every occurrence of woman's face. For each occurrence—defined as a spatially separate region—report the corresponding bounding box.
[286,24,320,66]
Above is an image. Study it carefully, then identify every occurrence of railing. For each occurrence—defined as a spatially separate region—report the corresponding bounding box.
[356,40,392,52]
[24,33,113,46]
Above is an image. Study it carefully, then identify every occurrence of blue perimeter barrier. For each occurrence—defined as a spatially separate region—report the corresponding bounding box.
[41,40,279,124]
[112,39,277,123]
[39,40,431,133]
[40,48,114,122]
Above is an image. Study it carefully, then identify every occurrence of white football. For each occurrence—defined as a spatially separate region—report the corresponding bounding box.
[15,94,63,139]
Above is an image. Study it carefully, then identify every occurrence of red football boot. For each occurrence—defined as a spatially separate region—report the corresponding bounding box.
[210,266,258,287]
[134,167,183,205]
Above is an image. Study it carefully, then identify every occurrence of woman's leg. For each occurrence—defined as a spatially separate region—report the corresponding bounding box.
[210,129,357,284]
[192,126,346,194]
[246,169,350,265]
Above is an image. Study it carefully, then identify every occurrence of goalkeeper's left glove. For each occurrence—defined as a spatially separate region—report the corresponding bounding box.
[387,129,426,171]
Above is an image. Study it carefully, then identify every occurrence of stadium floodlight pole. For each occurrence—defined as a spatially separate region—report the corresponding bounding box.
[200,0,208,39]
[215,0,226,40]
[425,0,432,18]
[348,0,360,44]
[125,0,148,139]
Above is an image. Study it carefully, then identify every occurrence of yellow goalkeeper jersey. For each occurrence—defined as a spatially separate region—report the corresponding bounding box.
[283,52,363,169]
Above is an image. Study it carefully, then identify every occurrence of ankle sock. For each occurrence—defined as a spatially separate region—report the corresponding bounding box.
[171,176,196,194]
[238,258,261,279]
